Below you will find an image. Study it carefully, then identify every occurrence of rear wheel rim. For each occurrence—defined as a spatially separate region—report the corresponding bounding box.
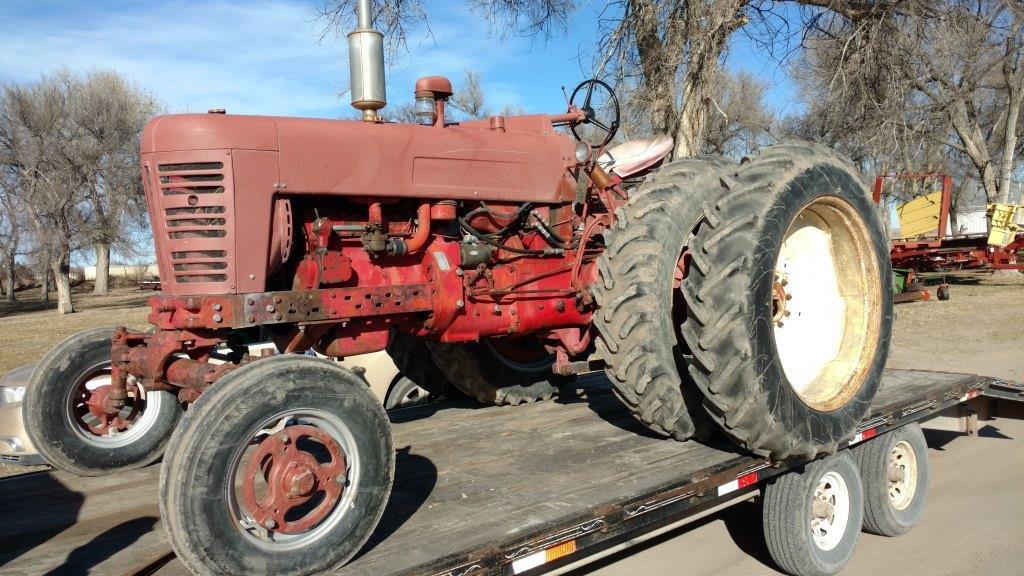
[772,197,883,411]
[888,440,918,510]
[485,337,553,373]
[226,409,359,551]
[810,470,850,551]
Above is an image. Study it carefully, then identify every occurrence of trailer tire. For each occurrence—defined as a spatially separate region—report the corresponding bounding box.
[592,156,733,439]
[387,332,452,396]
[937,285,950,300]
[384,376,434,409]
[426,339,563,405]
[24,326,182,476]
[682,142,892,460]
[762,451,864,576]
[853,423,929,536]
[160,355,393,576]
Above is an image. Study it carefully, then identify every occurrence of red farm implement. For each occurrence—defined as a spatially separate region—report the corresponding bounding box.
[873,173,1024,272]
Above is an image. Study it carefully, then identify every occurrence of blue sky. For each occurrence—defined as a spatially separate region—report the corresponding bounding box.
[0,0,801,120]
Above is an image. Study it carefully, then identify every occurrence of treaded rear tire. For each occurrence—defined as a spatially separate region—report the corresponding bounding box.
[853,423,929,536]
[386,332,451,396]
[591,156,733,439]
[426,340,563,405]
[682,142,892,460]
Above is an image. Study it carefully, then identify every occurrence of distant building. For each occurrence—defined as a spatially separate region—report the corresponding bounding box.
[82,264,159,281]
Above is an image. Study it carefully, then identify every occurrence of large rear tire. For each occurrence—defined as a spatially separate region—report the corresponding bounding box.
[592,156,733,439]
[160,355,393,576]
[386,332,452,397]
[427,337,563,405]
[24,326,182,476]
[683,142,892,460]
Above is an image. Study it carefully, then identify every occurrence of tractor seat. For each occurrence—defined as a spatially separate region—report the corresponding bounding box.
[597,135,674,178]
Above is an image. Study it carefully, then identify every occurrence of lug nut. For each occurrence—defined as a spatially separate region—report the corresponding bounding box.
[212,314,223,323]
[456,299,465,308]
[266,304,275,313]
[264,519,277,529]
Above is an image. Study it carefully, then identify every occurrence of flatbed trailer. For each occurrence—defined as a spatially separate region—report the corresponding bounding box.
[0,368,1021,576]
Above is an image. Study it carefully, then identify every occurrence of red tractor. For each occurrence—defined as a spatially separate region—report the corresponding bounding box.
[23,3,892,574]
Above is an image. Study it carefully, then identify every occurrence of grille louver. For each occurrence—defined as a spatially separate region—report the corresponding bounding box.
[156,161,233,287]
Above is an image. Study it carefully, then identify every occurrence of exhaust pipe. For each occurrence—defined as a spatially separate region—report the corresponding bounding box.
[348,0,386,121]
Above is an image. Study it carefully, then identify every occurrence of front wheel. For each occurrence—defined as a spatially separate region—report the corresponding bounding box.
[23,327,182,476]
[159,355,393,576]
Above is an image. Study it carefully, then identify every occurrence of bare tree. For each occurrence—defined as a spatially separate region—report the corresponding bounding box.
[66,70,159,294]
[449,70,488,120]
[703,69,775,157]
[0,174,23,302]
[319,0,899,158]
[0,73,86,314]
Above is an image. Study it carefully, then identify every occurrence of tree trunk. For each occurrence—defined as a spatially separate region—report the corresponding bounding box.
[675,73,716,157]
[40,269,49,303]
[94,242,111,294]
[50,252,75,314]
[3,251,14,302]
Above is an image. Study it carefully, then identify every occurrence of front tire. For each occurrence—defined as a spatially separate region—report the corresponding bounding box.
[23,327,182,476]
[160,355,393,576]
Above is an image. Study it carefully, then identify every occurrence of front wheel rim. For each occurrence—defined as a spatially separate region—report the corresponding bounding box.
[809,470,851,551]
[64,361,163,448]
[772,196,883,411]
[226,409,360,551]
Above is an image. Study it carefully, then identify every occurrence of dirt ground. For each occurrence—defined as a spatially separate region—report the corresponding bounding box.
[886,271,1024,381]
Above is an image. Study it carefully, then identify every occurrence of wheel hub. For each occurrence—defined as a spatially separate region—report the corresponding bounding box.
[887,440,918,510]
[771,274,792,326]
[242,425,347,535]
[76,381,140,436]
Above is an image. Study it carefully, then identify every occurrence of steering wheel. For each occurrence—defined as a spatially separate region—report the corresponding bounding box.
[569,79,620,149]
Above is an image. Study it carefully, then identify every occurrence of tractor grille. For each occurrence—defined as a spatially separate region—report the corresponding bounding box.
[150,159,235,294]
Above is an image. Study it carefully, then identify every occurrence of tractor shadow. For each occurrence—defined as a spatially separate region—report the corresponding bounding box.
[0,471,84,570]
[557,376,673,440]
[43,516,158,576]
[354,445,438,557]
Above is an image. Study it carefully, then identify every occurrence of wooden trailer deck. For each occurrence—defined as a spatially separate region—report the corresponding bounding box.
[0,369,998,576]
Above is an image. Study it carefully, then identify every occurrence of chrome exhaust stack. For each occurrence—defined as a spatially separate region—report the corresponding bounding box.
[348,0,386,121]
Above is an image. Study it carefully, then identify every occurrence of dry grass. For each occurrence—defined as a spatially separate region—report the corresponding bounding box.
[0,286,152,376]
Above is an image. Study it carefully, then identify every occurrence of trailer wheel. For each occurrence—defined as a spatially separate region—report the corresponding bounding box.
[160,355,393,576]
[681,142,892,460]
[853,423,929,536]
[592,156,732,439]
[937,284,950,301]
[24,327,182,476]
[762,451,864,576]
[426,337,563,405]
